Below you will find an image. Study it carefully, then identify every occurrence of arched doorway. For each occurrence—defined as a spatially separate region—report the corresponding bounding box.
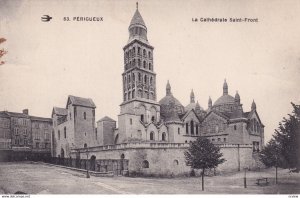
[120,153,125,175]
[90,155,96,171]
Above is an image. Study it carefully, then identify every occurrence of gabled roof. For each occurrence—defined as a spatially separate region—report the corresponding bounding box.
[52,107,68,117]
[97,116,115,122]
[203,110,229,121]
[67,95,96,108]
[246,109,265,127]
[180,109,201,122]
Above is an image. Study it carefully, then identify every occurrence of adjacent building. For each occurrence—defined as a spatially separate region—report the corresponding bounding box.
[0,109,52,161]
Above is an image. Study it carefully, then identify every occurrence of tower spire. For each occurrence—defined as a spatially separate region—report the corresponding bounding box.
[223,79,228,95]
[166,80,171,96]
[190,89,195,103]
[208,96,212,108]
[136,2,138,10]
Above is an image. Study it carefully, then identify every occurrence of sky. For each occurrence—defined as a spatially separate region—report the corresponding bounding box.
[0,0,300,143]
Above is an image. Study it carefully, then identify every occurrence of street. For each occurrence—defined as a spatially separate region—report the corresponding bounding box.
[0,162,299,194]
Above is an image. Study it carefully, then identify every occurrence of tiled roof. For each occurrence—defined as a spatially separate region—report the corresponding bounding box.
[53,107,68,116]
[30,116,52,122]
[97,116,115,122]
[4,111,29,118]
[0,111,10,118]
[68,95,96,108]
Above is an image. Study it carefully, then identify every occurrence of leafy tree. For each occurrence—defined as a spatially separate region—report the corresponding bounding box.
[184,137,225,191]
[0,38,7,65]
[260,103,300,183]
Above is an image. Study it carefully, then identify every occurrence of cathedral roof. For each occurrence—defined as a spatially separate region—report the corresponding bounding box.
[129,8,146,29]
[159,95,184,110]
[213,94,235,106]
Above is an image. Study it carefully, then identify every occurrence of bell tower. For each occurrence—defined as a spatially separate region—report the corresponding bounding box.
[122,3,156,102]
[117,3,160,144]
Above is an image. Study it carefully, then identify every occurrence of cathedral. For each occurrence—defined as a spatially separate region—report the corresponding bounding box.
[52,4,265,176]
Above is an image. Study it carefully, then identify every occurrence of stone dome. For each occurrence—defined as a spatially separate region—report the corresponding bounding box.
[159,81,185,119]
[213,94,235,106]
[159,95,185,113]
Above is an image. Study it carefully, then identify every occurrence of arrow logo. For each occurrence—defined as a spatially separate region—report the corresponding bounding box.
[41,15,52,22]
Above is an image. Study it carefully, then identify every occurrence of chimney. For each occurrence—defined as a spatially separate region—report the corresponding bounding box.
[23,109,29,115]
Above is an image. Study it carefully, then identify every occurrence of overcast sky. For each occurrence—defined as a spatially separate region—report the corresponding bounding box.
[1,0,300,143]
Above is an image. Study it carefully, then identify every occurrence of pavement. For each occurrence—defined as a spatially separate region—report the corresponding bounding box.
[0,162,299,194]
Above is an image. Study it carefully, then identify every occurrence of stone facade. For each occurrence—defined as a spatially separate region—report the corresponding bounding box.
[0,109,52,161]
[52,95,97,158]
[57,5,265,176]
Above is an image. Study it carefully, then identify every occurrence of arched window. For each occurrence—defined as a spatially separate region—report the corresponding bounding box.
[133,47,136,54]
[138,59,141,67]
[151,116,155,122]
[150,77,153,85]
[133,59,136,66]
[132,73,135,82]
[140,114,144,122]
[84,143,87,148]
[124,76,127,84]
[58,130,60,140]
[142,160,149,168]
[178,128,180,134]
[149,63,152,70]
[64,127,67,138]
[83,112,86,120]
[121,153,125,159]
[128,91,131,100]
[196,124,199,135]
[128,75,131,84]
[190,120,194,135]
[124,93,127,101]
[144,75,147,84]
[162,132,166,141]
[143,61,146,68]
[114,134,119,144]
[173,160,179,166]
[150,131,155,140]
[138,47,141,55]
[186,123,188,134]
[148,51,151,58]
[132,90,135,98]
[143,49,146,57]
[138,73,141,81]
[234,125,237,130]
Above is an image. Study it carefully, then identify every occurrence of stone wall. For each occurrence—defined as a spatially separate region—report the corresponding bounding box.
[71,143,257,176]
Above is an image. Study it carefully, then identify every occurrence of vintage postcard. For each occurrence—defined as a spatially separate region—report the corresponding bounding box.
[0,0,299,196]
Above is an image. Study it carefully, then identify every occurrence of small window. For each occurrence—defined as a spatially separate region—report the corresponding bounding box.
[149,63,152,70]
[64,127,67,138]
[58,130,60,140]
[173,160,179,166]
[95,130,98,140]
[224,138,226,142]
[212,139,215,142]
[162,132,166,141]
[84,143,87,148]
[143,61,146,68]
[130,118,132,125]
[186,123,188,134]
[234,125,237,130]
[151,116,155,122]
[178,128,180,134]
[84,112,86,120]
[185,140,187,143]
[85,132,86,136]
[140,114,144,122]
[142,160,149,168]
[150,132,155,141]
